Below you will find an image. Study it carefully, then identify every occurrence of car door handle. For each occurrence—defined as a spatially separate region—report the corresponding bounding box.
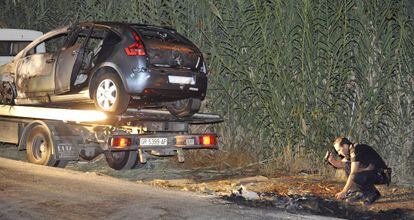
[46,59,55,63]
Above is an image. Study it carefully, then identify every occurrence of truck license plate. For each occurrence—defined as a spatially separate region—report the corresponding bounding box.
[140,138,168,146]
[185,138,195,145]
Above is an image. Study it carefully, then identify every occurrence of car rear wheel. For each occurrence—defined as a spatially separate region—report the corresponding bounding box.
[104,150,140,170]
[166,98,201,118]
[92,73,130,115]
[0,81,16,105]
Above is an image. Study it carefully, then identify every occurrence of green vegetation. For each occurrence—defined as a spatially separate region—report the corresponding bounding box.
[1,0,413,183]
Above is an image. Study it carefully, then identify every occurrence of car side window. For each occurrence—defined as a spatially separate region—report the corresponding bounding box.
[44,33,68,53]
[103,30,121,45]
[25,33,68,56]
[65,25,94,48]
[73,32,89,46]
[94,29,121,63]
[86,28,113,52]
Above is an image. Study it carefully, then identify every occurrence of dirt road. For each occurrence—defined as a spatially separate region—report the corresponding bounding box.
[0,157,335,220]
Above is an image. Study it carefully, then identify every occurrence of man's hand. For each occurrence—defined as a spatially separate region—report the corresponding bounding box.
[335,190,347,200]
[327,152,334,164]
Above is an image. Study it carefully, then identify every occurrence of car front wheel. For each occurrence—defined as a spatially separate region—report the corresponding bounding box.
[0,81,16,105]
[92,73,130,115]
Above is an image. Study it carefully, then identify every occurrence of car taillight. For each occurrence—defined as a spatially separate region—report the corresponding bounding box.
[125,31,146,56]
[111,137,132,148]
[199,135,216,146]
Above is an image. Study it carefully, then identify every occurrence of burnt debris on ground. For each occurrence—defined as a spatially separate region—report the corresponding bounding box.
[223,192,407,220]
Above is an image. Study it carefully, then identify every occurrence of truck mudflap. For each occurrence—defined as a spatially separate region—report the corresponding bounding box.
[107,133,218,150]
[38,121,81,161]
[54,139,80,161]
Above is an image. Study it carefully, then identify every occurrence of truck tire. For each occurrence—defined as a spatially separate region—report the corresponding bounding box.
[166,98,201,118]
[105,150,139,170]
[92,72,130,115]
[26,125,58,166]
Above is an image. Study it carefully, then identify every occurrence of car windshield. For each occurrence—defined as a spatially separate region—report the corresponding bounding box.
[0,41,34,56]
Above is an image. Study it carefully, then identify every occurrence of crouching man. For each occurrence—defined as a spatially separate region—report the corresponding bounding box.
[327,137,391,205]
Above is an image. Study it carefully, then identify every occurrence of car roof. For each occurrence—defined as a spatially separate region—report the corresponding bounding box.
[76,21,176,32]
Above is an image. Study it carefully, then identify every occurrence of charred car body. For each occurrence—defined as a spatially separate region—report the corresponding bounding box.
[0,22,208,117]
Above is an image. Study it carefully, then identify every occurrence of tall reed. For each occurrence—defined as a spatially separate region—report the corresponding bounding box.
[0,0,412,182]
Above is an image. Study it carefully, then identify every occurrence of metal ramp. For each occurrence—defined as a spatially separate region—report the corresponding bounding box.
[0,105,107,123]
[0,105,223,125]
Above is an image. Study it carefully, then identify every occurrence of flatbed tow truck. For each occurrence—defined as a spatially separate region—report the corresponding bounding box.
[0,104,222,170]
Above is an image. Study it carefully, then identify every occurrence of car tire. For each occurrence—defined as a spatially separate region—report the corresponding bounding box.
[26,125,58,166]
[0,81,16,105]
[166,98,201,118]
[105,150,140,170]
[92,72,130,115]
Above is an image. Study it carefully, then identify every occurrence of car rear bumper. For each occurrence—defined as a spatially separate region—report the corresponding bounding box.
[123,69,207,101]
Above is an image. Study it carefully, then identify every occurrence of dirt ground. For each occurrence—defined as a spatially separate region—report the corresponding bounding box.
[1,144,413,219]
[2,157,331,220]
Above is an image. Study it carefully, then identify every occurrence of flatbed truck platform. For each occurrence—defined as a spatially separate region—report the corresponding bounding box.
[0,105,223,170]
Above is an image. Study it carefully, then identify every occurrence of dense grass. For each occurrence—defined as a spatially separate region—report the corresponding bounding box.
[0,0,413,183]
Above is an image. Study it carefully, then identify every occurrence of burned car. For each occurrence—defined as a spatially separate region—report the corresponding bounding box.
[0,22,208,117]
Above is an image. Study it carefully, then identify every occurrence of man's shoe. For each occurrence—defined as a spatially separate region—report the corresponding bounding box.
[345,191,365,203]
[363,190,381,205]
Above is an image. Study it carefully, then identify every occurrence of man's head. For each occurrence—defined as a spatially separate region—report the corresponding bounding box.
[333,137,352,158]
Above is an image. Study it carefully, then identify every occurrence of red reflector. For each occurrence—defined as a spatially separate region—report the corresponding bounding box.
[199,135,215,146]
[144,88,153,94]
[125,31,146,56]
[112,137,132,148]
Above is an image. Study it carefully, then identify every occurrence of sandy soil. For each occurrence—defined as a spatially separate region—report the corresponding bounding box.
[0,157,336,220]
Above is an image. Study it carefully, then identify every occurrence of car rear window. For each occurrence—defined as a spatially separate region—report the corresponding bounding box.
[0,41,34,56]
[132,26,183,43]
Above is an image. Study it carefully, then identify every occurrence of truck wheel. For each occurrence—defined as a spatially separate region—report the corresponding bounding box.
[166,98,201,118]
[26,125,58,166]
[0,81,16,105]
[92,72,130,115]
[105,150,139,170]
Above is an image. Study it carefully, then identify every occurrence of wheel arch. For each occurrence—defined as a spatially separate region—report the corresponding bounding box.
[18,120,55,157]
[0,73,15,83]
[88,63,126,99]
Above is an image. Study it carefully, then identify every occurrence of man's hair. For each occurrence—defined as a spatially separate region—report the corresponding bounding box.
[333,136,351,146]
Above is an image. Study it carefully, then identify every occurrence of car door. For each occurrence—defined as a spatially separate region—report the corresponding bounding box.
[55,25,94,94]
[15,31,69,96]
